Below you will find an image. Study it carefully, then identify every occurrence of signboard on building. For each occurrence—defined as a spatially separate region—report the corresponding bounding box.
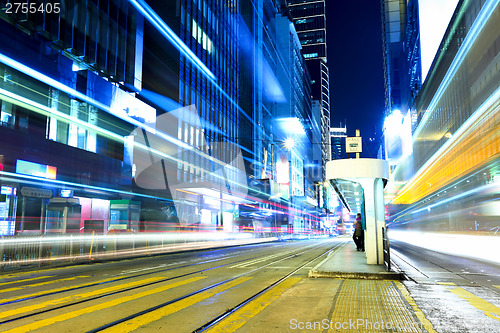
[20,187,53,198]
[1,186,13,195]
[346,137,362,153]
[16,160,57,179]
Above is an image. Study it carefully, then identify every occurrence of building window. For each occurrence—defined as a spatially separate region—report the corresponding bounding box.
[192,19,213,54]
[304,53,318,59]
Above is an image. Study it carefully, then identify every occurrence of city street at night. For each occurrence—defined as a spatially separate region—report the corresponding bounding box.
[0,0,499,331]
[1,238,500,332]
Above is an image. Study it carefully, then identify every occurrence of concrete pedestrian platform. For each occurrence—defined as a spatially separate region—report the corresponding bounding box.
[239,239,434,332]
[308,238,404,280]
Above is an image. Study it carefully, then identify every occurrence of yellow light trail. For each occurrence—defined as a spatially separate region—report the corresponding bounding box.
[392,100,499,205]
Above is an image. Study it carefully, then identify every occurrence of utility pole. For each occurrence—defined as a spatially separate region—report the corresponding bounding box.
[355,129,360,159]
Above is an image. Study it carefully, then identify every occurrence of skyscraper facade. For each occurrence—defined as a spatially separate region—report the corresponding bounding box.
[381,0,422,166]
[381,0,422,116]
[140,0,245,230]
[330,125,347,160]
[0,0,325,238]
[286,0,331,177]
[239,0,319,232]
[0,0,149,234]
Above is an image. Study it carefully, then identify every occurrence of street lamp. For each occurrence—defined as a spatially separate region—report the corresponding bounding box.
[284,137,295,150]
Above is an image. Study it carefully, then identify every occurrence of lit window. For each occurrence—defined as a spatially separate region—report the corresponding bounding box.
[304,53,318,59]
[207,39,213,54]
[192,20,197,39]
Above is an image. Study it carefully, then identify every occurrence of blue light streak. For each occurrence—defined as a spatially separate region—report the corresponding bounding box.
[0,53,194,152]
[0,57,247,191]
[128,0,216,82]
[413,0,499,139]
[0,171,173,201]
[392,181,499,222]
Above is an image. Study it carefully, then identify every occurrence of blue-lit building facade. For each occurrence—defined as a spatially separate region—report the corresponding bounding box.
[0,0,323,236]
[381,0,422,116]
[387,0,500,234]
[330,125,347,160]
[286,0,336,229]
[381,0,422,172]
[0,0,150,235]
[238,0,286,232]
[286,0,331,181]
[274,14,316,233]
[137,0,246,232]
[238,0,321,234]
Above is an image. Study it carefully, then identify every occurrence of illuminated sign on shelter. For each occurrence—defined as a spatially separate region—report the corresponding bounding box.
[346,137,362,153]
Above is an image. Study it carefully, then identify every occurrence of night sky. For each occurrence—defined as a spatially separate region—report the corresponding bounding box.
[326,0,386,158]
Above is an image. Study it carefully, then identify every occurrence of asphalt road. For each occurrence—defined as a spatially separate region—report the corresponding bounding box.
[391,240,500,332]
[0,238,338,332]
[2,238,500,332]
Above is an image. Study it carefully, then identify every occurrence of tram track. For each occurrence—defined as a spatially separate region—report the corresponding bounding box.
[0,248,264,306]
[0,241,290,305]
[0,240,332,328]
[84,240,342,333]
[192,242,343,332]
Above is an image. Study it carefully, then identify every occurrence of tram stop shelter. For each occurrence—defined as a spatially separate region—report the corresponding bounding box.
[326,158,389,265]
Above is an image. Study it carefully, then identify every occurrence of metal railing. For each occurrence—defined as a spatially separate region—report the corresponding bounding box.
[382,227,391,271]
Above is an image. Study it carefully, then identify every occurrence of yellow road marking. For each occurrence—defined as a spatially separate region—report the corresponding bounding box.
[0,264,99,279]
[0,276,165,320]
[494,285,500,290]
[103,277,252,333]
[3,276,205,333]
[0,276,129,304]
[0,276,52,286]
[0,276,89,294]
[437,282,457,286]
[205,277,301,333]
[446,286,500,322]
[394,281,438,333]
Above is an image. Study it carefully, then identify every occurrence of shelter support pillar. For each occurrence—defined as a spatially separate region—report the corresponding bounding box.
[358,177,386,264]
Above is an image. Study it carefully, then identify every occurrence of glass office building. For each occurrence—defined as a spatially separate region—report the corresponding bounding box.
[381,0,422,168]
[286,0,331,175]
[388,0,500,233]
[0,0,323,238]
[0,0,149,235]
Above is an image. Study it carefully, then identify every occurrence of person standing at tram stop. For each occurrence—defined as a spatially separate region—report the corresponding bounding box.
[353,213,365,251]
